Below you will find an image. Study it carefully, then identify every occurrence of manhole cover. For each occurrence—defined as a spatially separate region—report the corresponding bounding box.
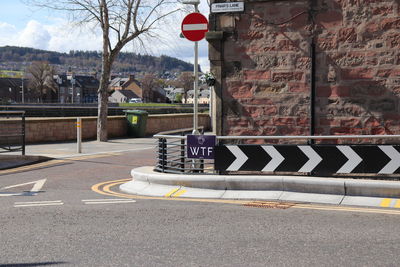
[244,201,296,209]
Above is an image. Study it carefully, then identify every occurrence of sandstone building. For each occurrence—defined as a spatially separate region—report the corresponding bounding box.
[207,0,400,143]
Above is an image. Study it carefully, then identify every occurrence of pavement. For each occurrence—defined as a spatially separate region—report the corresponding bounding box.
[2,138,400,209]
[0,137,155,169]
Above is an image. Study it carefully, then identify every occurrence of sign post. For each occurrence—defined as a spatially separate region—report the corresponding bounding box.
[181,11,208,134]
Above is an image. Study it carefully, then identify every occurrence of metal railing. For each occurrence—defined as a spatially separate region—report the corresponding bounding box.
[154,133,400,174]
[154,127,215,174]
[0,111,26,155]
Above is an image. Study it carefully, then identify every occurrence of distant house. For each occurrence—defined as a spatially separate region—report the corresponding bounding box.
[109,89,140,103]
[54,74,99,103]
[151,87,167,103]
[185,85,210,104]
[0,77,35,103]
[164,87,184,103]
[109,75,143,100]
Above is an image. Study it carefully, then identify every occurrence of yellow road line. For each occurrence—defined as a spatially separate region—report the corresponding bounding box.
[172,189,187,197]
[165,188,180,197]
[92,179,248,204]
[380,198,392,208]
[91,179,400,216]
[293,205,400,215]
[68,153,118,160]
[0,159,66,175]
[91,179,131,196]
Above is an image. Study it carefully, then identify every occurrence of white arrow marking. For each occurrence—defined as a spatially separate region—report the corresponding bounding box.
[297,146,322,172]
[336,146,363,173]
[378,146,400,174]
[261,146,284,172]
[226,146,248,171]
[0,179,47,197]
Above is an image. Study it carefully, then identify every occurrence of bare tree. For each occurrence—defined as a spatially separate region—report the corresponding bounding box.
[176,71,194,103]
[27,61,57,103]
[141,73,165,102]
[27,0,179,141]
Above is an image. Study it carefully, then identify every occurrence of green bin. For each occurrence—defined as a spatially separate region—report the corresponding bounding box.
[124,110,148,137]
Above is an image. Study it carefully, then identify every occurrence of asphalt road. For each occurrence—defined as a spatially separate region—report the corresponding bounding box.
[1,145,400,266]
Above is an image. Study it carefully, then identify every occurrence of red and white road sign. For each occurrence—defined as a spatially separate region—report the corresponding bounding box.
[181,13,208,42]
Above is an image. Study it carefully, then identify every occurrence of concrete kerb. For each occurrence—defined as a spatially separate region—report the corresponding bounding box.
[122,166,400,204]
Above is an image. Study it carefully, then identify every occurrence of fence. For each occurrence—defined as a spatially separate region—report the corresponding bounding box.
[0,111,25,155]
[154,134,400,176]
[154,127,212,174]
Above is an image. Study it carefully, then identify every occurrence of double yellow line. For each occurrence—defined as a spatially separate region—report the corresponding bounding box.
[0,153,123,175]
[91,179,400,215]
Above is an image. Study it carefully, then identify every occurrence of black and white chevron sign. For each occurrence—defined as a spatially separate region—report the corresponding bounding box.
[214,145,400,174]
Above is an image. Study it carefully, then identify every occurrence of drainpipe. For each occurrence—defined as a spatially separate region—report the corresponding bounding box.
[309,0,317,145]
[310,40,316,140]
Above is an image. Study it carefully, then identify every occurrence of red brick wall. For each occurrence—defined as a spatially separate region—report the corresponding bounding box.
[211,0,400,143]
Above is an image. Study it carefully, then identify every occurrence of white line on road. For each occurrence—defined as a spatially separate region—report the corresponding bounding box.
[82,198,136,205]
[1,179,47,197]
[14,200,63,208]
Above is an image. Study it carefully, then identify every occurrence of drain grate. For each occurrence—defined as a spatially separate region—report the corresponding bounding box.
[244,201,296,209]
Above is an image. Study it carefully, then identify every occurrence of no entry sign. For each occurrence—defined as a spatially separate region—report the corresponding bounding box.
[181,13,208,42]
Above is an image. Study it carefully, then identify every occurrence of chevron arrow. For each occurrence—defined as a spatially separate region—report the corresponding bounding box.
[297,146,322,172]
[378,146,400,174]
[262,146,284,172]
[226,146,248,171]
[336,146,363,173]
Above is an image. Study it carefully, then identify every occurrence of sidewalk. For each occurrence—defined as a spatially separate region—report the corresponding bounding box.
[0,137,155,169]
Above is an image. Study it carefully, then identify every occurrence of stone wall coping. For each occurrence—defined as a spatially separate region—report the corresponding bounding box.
[0,113,209,122]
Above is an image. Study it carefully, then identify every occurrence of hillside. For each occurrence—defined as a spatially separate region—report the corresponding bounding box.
[0,46,195,77]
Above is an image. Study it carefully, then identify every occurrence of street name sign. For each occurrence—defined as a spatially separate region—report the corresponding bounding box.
[187,135,216,159]
[181,13,209,42]
[211,2,244,13]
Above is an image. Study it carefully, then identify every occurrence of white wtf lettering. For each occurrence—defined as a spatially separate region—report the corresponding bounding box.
[190,147,200,155]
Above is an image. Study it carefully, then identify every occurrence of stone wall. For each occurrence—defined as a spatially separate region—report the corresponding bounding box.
[0,114,211,143]
[208,0,400,144]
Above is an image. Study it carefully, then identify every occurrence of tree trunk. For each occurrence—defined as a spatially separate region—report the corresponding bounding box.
[97,62,111,142]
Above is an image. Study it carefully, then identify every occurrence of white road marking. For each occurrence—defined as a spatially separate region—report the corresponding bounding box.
[1,179,47,197]
[82,198,136,205]
[14,200,63,208]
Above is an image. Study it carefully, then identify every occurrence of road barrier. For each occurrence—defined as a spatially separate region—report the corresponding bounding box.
[0,111,25,155]
[154,134,400,177]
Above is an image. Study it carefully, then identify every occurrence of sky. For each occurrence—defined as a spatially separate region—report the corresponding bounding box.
[0,0,210,72]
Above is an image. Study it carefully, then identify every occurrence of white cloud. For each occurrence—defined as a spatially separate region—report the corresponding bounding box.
[0,22,18,45]
[18,20,51,49]
[0,2,211,71]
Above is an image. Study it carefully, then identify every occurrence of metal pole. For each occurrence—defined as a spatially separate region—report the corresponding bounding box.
[77,117,82,153]
[22,113,25,155]
[72,77,74,104]
[192,3,200,135]
[21,76,24,104]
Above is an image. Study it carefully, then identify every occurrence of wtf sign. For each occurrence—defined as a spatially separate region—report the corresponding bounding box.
[187,135,216,159]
